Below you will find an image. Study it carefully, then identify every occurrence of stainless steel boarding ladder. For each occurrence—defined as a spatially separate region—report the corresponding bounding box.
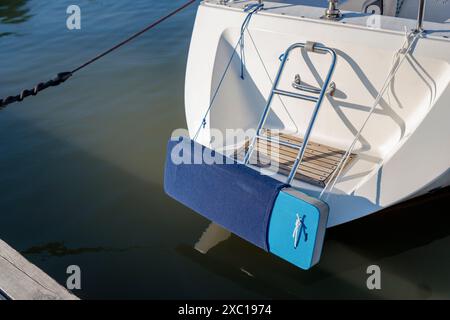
[243,41,337,185]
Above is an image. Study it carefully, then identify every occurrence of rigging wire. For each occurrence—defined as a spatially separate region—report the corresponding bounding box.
[319,30,422,200]
[193,3,264,142]
[246,29,299,133]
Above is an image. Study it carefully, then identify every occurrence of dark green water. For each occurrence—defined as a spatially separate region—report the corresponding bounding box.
[1,0,450,299]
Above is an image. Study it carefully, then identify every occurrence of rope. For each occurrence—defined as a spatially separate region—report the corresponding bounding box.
[193,3,264,141]
[193,40,241,142]
[240,3,264,79]
[0,0,196,110]
[319,30,421,200]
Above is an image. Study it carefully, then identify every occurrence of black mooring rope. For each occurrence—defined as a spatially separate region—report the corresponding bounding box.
[0,0,196,110]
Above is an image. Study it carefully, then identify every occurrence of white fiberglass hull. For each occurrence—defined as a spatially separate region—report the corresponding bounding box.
[184,1,450,227]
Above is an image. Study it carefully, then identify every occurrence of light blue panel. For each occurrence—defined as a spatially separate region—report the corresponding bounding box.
[268,190,327,270]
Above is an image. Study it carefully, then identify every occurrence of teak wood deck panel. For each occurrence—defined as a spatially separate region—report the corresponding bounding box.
[235,130,356,187]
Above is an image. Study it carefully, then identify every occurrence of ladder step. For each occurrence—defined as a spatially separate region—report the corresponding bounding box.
[257,133,302,150]
[273,89,318,103]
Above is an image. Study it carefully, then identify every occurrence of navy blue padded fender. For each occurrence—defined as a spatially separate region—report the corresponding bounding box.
[164,136,288,251]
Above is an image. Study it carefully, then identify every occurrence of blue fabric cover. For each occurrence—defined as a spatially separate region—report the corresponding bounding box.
[164,136,287,251]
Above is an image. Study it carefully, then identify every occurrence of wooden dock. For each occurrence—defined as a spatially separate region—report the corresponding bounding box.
[0,239,79,300]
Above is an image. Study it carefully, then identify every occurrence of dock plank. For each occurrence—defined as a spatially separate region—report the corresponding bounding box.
[0,239,79,300]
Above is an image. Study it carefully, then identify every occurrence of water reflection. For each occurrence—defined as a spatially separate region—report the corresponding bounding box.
[0,0,31,37]
[22,242,143,257]
[0,0,31,24]
[180,187,450,299]
[0,31,13,37]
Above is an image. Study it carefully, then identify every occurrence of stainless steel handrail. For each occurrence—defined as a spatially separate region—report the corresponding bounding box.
[272,88,319,103]
[292,81,322,95]
[243,42,337,185]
